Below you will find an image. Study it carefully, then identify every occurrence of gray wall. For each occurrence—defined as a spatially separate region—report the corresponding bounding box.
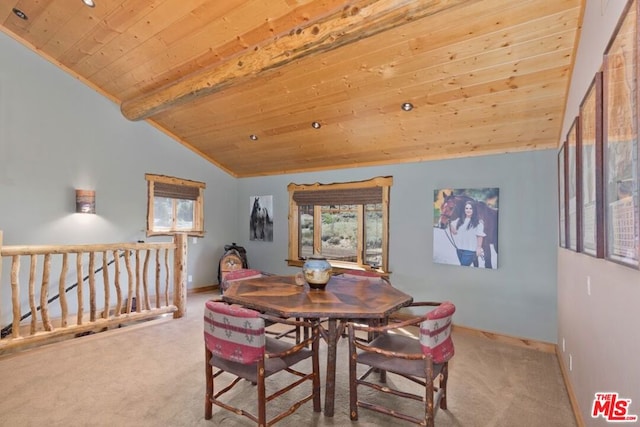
[558,1,640,425]
[2,24,558,345]
[0,30,238,300]
[237,150,559,343]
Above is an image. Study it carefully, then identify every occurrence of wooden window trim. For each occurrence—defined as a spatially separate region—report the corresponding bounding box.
[145,174,206,237]
[287,176,392,273]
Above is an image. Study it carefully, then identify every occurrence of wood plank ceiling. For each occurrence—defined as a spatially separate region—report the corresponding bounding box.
[0,0,583,177]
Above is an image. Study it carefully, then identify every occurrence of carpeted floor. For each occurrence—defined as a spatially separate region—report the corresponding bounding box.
[0,292,576,427]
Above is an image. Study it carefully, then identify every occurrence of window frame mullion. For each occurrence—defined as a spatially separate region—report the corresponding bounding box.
[357,205,364,265]
[171,199,179,230]
[313,205,322,255]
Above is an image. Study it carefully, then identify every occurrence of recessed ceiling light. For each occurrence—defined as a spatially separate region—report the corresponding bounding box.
[82,0,96,7]
[12,8,28,20]
[249,134,258,141]
[311,121,321,129]
[401,102,414,111]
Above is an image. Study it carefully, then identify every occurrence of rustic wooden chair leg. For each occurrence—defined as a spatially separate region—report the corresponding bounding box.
[295,318,301,343]
[426,372,435,427]
[440,362,449,410]
[257,359,267,426]
[348,327,359,421]
[312,328,322,412]
[205,349,213,420]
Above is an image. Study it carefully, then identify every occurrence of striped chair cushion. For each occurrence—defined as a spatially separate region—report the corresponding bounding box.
[419,302,455,364]
[341,271,386,283]
[204,300,265,364]
[220,269,263,293]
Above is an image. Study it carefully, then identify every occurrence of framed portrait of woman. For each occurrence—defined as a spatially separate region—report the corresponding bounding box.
[433,187,499,269]
[579,73,604,257]
[602,0,640,268]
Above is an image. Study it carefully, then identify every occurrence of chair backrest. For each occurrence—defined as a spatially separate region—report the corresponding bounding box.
[220,268,264,293]
[341,270,388,284]
[204,300,266,364]
[419,302,455,364]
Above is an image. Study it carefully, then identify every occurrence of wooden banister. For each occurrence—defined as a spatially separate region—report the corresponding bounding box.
[0,231,188,354]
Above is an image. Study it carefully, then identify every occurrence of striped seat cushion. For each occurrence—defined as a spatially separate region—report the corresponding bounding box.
[419,302,455,364]
[204,300,265,364]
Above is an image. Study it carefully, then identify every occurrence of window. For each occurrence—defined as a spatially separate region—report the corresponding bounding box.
[287,176,392,273]
[145,174,206,237]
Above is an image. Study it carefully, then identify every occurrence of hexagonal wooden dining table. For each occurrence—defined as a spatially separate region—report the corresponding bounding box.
[222,274,413,417]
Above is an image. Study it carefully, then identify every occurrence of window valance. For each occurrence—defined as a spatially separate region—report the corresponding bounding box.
[288,176,392,205]
[153,182,200,200]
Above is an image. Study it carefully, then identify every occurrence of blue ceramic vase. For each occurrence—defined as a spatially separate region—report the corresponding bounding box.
[302,255,332,289]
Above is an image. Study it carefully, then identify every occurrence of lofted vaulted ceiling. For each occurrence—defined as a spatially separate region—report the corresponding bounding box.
[1,0,583,177]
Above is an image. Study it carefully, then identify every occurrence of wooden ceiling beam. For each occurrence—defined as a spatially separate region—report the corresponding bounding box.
[120,0,473,121]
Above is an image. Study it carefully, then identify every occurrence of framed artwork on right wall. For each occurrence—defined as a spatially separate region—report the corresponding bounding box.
[566,117,580,252]
[558,142,567,249]
[602,0,640,268]
[579,72,604,258]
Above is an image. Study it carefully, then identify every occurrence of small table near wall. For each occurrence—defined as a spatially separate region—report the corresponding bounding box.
[222,274,413,417]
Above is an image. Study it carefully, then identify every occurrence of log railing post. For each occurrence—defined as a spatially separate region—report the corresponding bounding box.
[10,255,20,338]
[173,233,187,318]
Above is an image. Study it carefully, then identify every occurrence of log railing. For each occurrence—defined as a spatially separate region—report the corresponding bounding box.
[0,231,187,354]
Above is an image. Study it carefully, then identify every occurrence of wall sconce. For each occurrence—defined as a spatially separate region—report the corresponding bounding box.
[75,189,96,214]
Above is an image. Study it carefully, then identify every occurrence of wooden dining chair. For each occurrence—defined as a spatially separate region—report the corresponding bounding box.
[347,301,456,427]
[204,299,321,426]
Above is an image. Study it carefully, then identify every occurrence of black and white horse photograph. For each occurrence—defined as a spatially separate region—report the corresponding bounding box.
[433,188,499,269]
[249,195,273,242]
